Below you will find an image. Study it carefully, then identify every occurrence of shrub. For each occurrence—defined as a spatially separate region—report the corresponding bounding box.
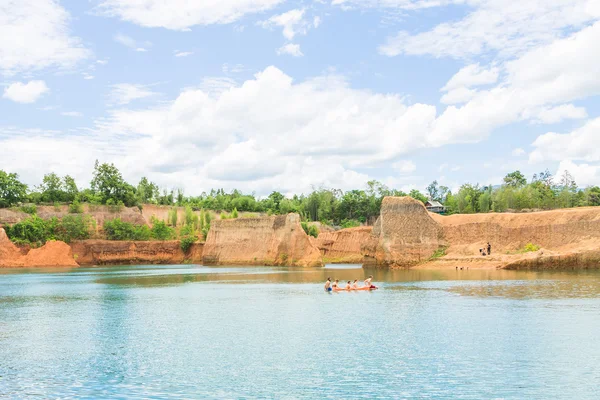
[5,215,53,246]
[429,246,448,260]
[340,219,361,229]
[68,199,84,213]
[151,220,175,240]
[4,215,94,245]
[106,198,124,213]
[55,215,95,242]
[20,204,37,214]
[168,208,178,227]
[231,208,238,218]
[53,202,62,212]
[180,235,197,253]
[522,243,540,253]
[220,212,229,220]
[308,225,319,238]
[103,218,151,241]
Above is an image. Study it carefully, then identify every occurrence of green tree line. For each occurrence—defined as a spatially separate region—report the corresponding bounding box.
[3,162,600,227]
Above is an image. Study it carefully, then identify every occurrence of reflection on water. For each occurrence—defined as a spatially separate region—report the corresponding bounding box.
[1,265,600,399]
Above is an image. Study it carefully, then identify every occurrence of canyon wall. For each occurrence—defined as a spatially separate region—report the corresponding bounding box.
[0,228,78,268]
[311,226,372,263]
[363,197,445,268]
[430,207,600,254]
[203,213,322,267]
[70,240,204,265]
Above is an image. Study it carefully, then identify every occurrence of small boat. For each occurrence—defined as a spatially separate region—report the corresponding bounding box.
[332,285,378,292]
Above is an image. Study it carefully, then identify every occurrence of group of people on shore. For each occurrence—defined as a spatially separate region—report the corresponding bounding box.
[324,276,378,292]
[480,242,492,256]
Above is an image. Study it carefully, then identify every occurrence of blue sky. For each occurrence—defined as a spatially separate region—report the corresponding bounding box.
[1,0,600,196]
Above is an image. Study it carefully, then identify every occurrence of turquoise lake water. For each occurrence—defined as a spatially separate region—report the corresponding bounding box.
[1,265,600,399]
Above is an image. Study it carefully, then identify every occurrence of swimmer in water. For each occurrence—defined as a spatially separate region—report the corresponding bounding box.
[324,277,332,292]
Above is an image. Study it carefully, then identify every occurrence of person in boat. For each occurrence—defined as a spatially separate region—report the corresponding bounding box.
[345,281,352,290]
[332,279,340,291]
[352,279,359,290]
[364,275,373,288]
[324,277,332,292]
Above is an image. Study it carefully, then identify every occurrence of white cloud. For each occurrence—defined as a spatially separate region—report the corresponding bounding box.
[109,83,158,106]
[222,63,246,74]
[442,64,499,92]
[440,87,477,105]
[277,43,304,57]
[430,22,600,147]
[530,118,600,163]
[392,160,416,174]
[555,159,600,187]
[525,104,588,125]
[261,8,319,40]
[378,0,600,59]
[114,33,151,52]
[86,66,443,193]
[174,51,194,57]
[0,0,90,75]
[61,111,83,117]
[512,148,525,157]
[3,80,49,103]
[98,0,284,30]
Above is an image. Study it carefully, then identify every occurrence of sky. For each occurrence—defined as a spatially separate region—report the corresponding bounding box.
[1,0,600,197]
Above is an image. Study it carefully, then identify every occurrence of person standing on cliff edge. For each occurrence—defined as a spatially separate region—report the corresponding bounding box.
[487,242,492,255]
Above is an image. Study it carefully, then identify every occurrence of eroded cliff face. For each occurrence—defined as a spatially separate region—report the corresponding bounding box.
[203,213,323,267]
[0,205,147,232]
[363,197,445,268]
[311,226,372,263]
[70,240,204,265]
[0,228,78,268]
[430,207,600,254]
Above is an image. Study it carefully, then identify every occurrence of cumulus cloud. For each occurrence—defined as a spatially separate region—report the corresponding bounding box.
[3,80,49,103]
[525,104,588,125]
[555,159,600,187]
[0,0,90,75]
[530,118,600,163]
[97,0,283,30]
[378,0,600,59]
[108,84,159,106]
[277,43,304,57]
[260,8,319,40]
[431,22,600,146]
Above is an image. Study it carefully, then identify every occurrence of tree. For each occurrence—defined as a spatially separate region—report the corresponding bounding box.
[90,161,137,206]
[426,181,450,203]
[137,177,159,204]
[38,173,65,203]
[409,189,428,204]
[503,171,527,187]
[0,170,28,207]
[268,191,285,212]
[63,175,78,202]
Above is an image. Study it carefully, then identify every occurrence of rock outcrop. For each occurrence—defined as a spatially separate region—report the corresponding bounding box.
[202,213,323,267]
[363,197,445,268]
[70,240,204,265]
[311,226,372,263]
[1,228,78,268]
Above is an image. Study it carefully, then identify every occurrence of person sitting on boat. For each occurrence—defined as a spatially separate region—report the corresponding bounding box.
[332,279,340,291]
[345,281,352,290]
[352,279,359,290]
[324,277,332,292]
[364,275,373,288]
